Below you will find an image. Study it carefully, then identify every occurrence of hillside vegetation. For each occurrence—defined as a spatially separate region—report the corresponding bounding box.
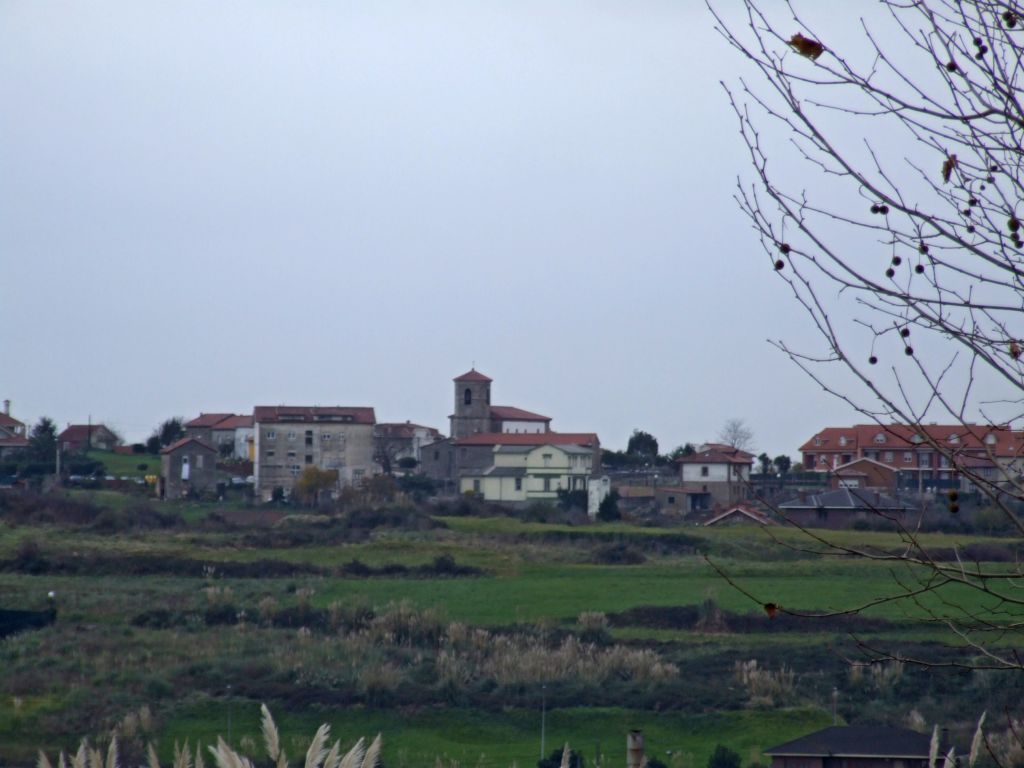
[0,489,1018,766]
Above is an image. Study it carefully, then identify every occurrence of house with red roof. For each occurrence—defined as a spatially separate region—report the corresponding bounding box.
[800,423,1024,491]
[675,443,755,509]
[0,401,28,460]
[184,413,254,460]
[58,424,120,453]
[374,421,443,472]
[159,437,218,500]
[252,405,376,501]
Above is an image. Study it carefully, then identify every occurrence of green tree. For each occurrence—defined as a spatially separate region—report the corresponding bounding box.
[294,466,338,506]
[707,745,741,768]
[626,429,659,459]
[597,490,621,522]
[669,443,696,461]
[28,417,58,464]
[151,417,184,449]
[714,0,1024,670]
[757,453,772,475]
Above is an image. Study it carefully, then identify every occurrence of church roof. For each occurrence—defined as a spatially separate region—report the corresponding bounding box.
[454,369,492,382]
[490,405,550,422]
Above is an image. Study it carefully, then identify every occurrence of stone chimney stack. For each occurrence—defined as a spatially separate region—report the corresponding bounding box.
[627,731,645,768]
[3,400,9,416]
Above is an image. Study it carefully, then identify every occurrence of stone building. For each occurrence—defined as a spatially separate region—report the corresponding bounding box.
[252,405,376,502]
[58,424,120,453]
[160,438,218,499]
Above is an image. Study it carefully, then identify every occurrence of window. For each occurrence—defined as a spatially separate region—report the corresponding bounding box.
[464,388,472,405]
[305,430,313,447]
[266,431,276,441]
[884,451,894,462]
[839,436,847,447]
[814,437,822,446]
[701,466,709,477]
[196,455,204,468]
[842,454,852,464]
[473,479,481,492]
[668,495,676,504]
[290,464,301,477]
[322,433,331,441]
[903,451,913,463]
[287,431,296,441]
[542,453,552,467]
[949,434,960,444]
[287,450,297,458]
[305,455,313,464]
[874,433,886,444]
[433,450,440,460]
[515,478,522,491]
[543,477,551,492]
[266,450,275,457]
[911,434,924,444]
[986,434,997,446]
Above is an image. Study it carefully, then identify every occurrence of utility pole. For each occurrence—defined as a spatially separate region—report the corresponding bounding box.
[540,684,547,759]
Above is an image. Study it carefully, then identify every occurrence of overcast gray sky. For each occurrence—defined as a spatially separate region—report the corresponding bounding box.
[1,1,902,458]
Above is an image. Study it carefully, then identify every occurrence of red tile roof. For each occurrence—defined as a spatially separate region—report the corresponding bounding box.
[0,436,28,447]
[58,424,115,443]
[453,369,492,382]
[185,413,236,428]
[0,413,25,430]
[160,437,217,454]
[490,405,551,422]
[800,423,1024,457]
[453,431,599,447]
[705,504,775,526]
[677,447,754,464]
[213,414,253,430]
[253,406,376,425]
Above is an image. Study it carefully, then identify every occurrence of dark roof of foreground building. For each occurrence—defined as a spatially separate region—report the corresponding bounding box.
[778,488,908,511]
[766,726,933,758]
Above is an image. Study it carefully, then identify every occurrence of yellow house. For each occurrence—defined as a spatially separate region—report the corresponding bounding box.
[459,443,594,502]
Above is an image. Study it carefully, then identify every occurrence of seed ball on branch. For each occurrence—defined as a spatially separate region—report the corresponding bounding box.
[774,259,785,271]
[973,36,983,46]
[918,243,929,254]
[915,264,925,274]
[901,328,911,338]
[879,205,890,215]
[870,204,880,214]
[967,225,976,233]
[946,60,958,72]
[1009,217,1020,232]
[904,346,914,356]
[779,243,791,254]
[886,267,896,278]
[868,355,878,365]
[892,256,902,266]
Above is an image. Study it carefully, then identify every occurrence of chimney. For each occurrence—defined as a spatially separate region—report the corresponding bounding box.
[627,731,645,768]
[3,400,9,415]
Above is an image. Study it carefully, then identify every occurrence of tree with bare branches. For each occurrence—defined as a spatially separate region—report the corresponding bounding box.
[711,0,1024,674]
[718,417,755,451]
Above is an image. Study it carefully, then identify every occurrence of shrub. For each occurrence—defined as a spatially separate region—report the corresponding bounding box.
[707,746,741,768]
[597,490,621,521]
[591,543,645,565]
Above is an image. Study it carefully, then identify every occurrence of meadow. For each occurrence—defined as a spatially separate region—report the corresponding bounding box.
[0,490,1018,767]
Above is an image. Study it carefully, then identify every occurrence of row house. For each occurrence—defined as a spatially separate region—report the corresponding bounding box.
[252,405,376,502]
[458,442,595,502]
[184,413,254,460]
[800,423,1024,490]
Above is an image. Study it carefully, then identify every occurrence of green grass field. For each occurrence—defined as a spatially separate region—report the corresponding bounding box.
[1,491,1018,765]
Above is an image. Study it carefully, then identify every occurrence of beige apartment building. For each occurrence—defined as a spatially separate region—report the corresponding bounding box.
[253,405,376,502]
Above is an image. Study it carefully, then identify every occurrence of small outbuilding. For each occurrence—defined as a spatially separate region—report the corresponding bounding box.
[160,438,218,499]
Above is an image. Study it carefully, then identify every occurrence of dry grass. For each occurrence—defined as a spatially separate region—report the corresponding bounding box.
[37,706,381,768]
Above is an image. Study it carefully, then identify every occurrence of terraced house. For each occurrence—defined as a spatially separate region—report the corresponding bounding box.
[253,405,376,501]
[800,423,1024,491]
